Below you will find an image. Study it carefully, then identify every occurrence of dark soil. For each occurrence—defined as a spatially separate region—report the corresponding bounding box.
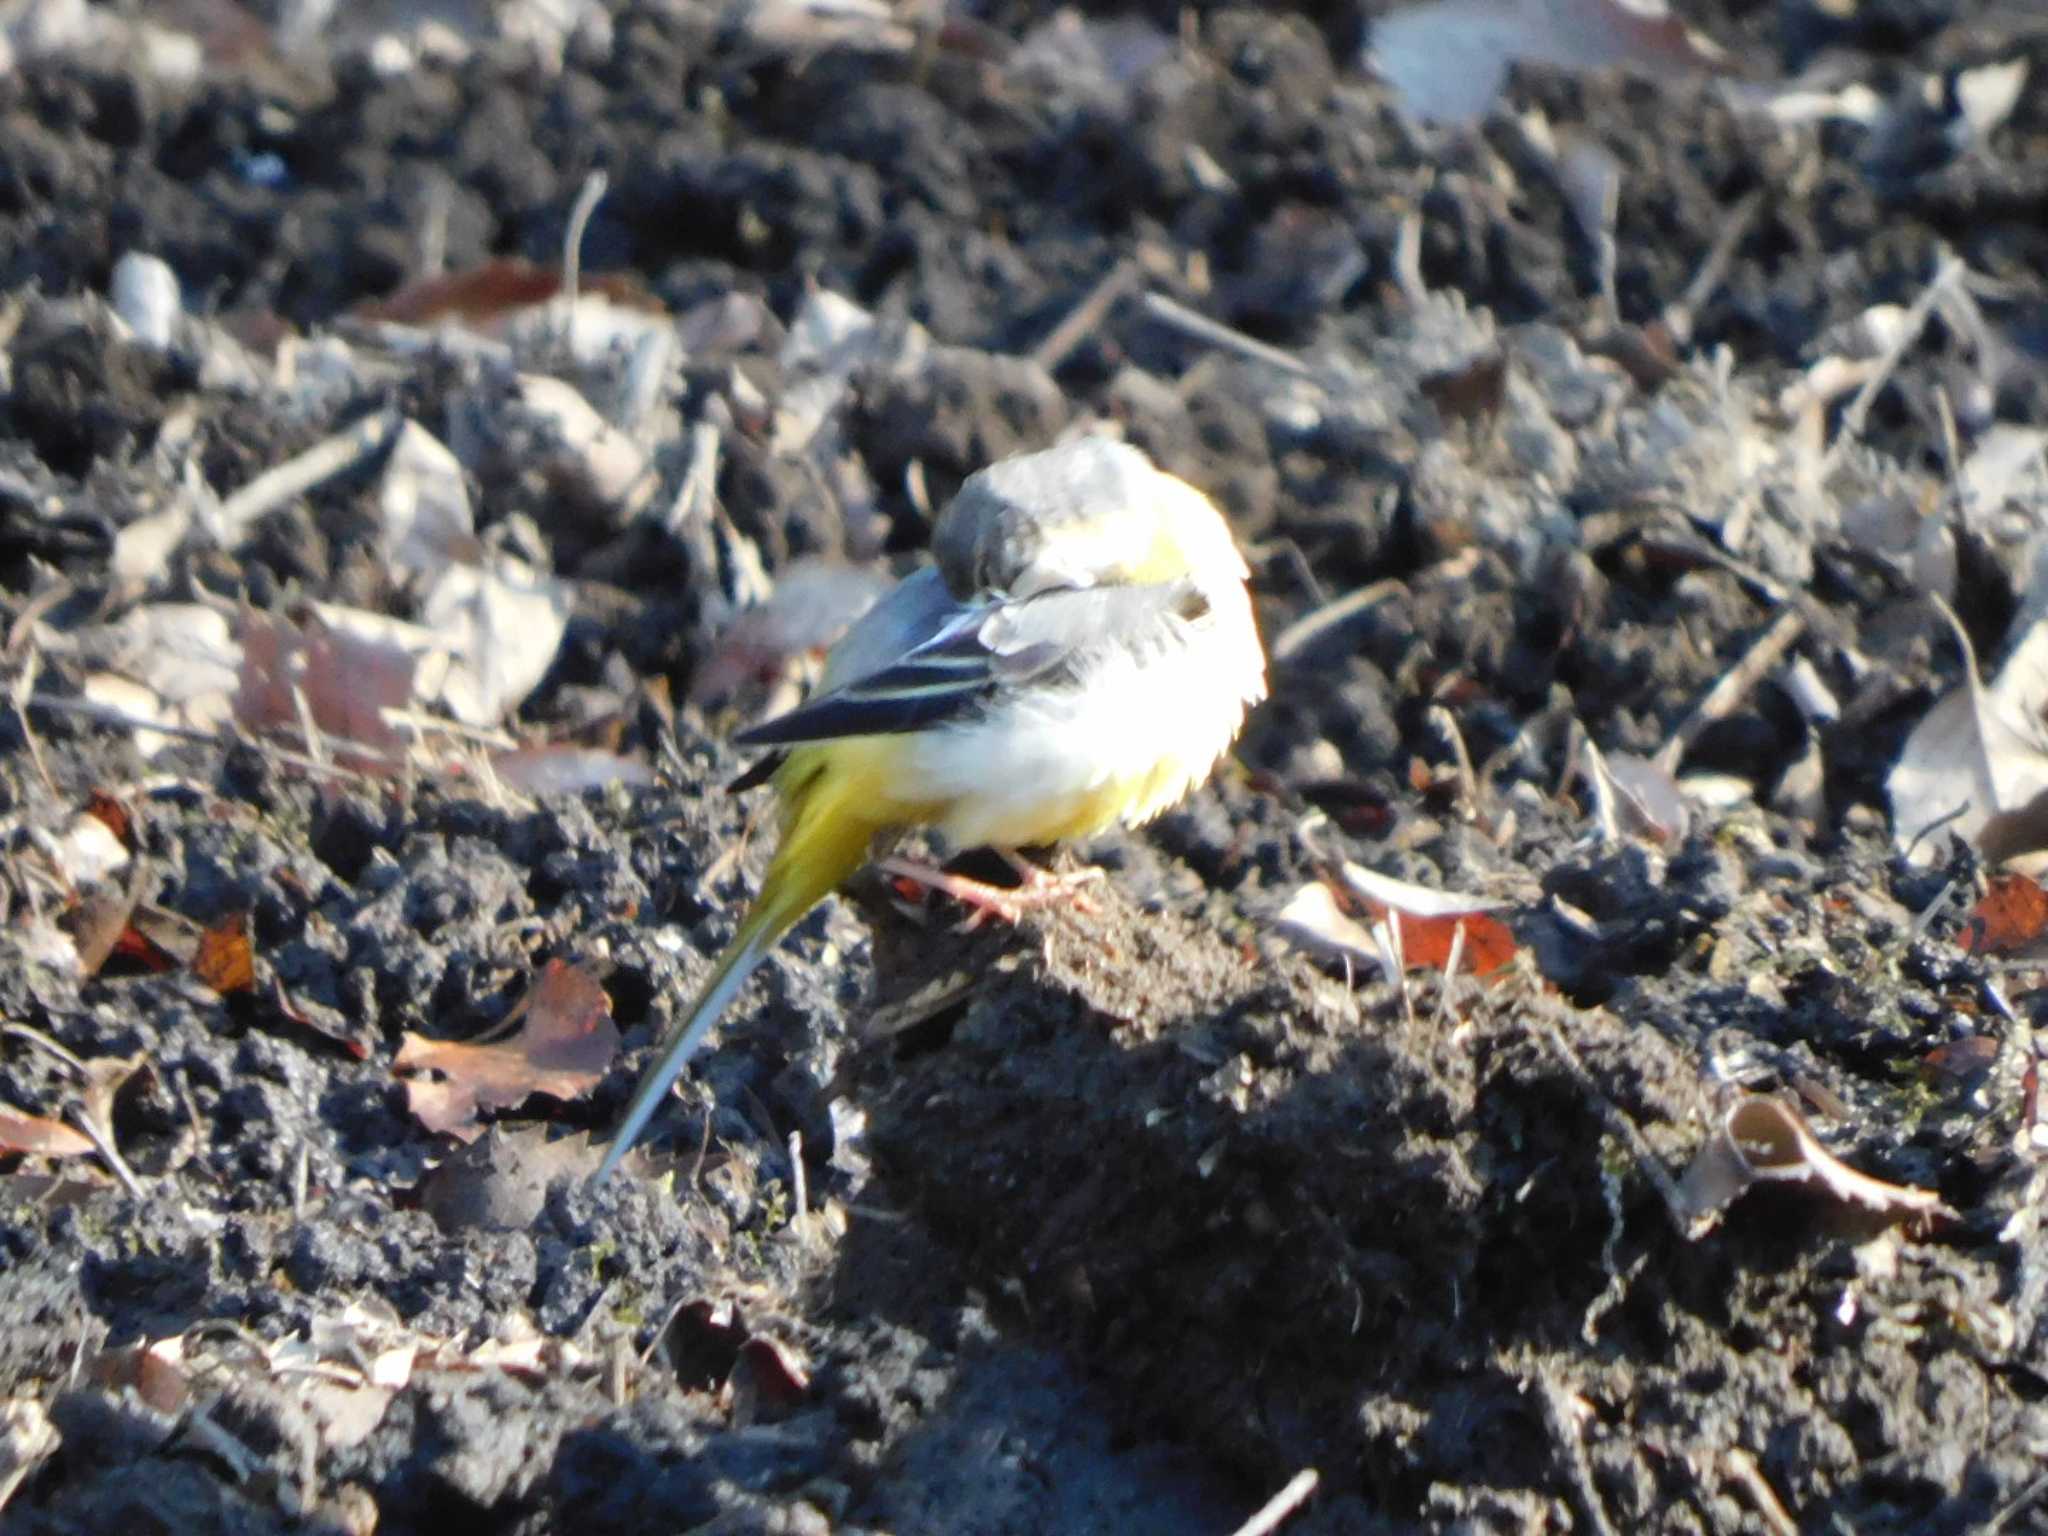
[4,1,2048,1532]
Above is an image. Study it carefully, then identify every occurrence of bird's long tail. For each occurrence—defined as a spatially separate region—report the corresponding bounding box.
[593,751,880,1183]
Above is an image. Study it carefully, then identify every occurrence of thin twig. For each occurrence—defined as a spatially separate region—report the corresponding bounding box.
[1434,922,1466,1028]
[1527,995,1698,1239]
[787,1129,807,1220]
[1392,209,1427,310]
[1270,579,1403,665]
[1139,293,1323,383]
[1030,259,1138,371]
[1986,1467,2048,1533]
[561,169,610,319]
[66,1102,146,1202]
[1820,254,1965,480]
[1541,1379,1619,1536]
[1652,607,1807,776]
[29,694,399,786]
[215,411,400,540]
[3,1022,88,1076]
[1664,190,1762,347]
[10,650,57,797]
[1722,1447,1799,1536]
[1227,1468,1319,1536]
[1428,703,1481,817]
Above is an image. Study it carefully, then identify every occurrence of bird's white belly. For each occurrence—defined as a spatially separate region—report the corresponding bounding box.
[896,609,1262,850]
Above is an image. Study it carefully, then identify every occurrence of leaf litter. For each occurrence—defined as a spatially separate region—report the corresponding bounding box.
[8,1,2048,1531]
[394,959,620,1139]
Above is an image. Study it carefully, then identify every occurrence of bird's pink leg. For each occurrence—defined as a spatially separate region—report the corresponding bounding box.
[878,849,1103,931]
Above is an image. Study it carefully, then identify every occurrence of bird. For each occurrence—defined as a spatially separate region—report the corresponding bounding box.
[593,436,1268,1183]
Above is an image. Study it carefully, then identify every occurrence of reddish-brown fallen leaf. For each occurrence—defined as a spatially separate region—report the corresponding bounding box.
[1342,863,1519,978]
[1365,906,1519,977]
[193,912,257,995]
[90,1339,191,1414]
[82,790,134,847]
[270,974,374,1060]
[1922,1035,2000,1087]
[354,259,664,330]
[113,903,200,974]
[394,960,619,1137]
[0,1109,93,1159]
[1961,873,2048,954]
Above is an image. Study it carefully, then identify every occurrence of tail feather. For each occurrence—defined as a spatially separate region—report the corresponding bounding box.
[592,750,880,1184]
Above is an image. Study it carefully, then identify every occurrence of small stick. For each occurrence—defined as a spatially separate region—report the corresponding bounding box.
[1986,1468,2048,1533]
[1541,1380,1619,1536]
[787,1129,807,1220]
[1139,292,1324,383]
[29,695,399,787]
[1652,607,1807,776]
[1392,209,1427,310]
[1434,921,1466,1028]
[66,1102,146,1203]
[1664,190,1762,347]
[1227,1468,1319,1536]
[216,411,400,539]
[1820,254,1964,479]
[1427,703,1481,817]
[1030,259,1138,371]
[1269,579,1403,665]
[561,169,609,318]
[10,650,57,797]
[1722,1447,1799,1536]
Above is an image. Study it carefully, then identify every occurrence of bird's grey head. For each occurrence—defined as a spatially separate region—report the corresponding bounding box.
[932,438,1240,599]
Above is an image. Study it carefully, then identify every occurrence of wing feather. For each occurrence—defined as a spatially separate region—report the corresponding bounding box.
[733,578,1205,748]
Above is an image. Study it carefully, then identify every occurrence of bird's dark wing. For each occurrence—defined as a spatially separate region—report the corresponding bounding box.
[732,577,1207,747]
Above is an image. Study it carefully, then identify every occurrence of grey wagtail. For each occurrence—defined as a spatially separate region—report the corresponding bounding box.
[595,436,1267,1181]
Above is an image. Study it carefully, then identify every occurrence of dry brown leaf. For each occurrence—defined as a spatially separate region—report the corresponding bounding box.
[192,912,257,996]
[236,608,417,769]
[89,1339,191,1414]
[393,960,619,1137]
[0,1109,93,1160]
[353,258,662,330]
[269,974,375,1060]
[1274,866,1518,981]
[1341,863,1518,978]
[1959,872,2048,955]
[65,860,151,979]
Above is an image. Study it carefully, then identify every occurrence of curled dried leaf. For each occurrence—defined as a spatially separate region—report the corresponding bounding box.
[394,960,619,1137]
[1676,1093,1953,1237]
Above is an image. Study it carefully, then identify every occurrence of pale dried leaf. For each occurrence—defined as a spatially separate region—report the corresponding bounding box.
[1370,0,1726,126]
[1676,1093,1953,1234]
[488,746,657,797]
[417,557,572,727]
[1272,881,1379,965]
[0,1108,93,1159]
[378,420,477,585]
[1890,602,2048,863]
[1339,862,1509,917]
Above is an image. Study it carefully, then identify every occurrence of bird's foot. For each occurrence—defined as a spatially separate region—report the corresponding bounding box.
[879,852,1103,932]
